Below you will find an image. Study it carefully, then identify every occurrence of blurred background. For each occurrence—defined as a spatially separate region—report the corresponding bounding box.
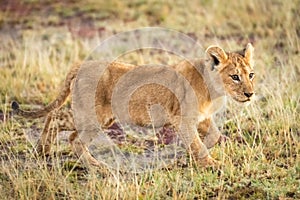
[1,0,299,103]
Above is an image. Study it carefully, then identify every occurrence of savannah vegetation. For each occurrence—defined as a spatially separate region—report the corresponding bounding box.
[0,0,299,199]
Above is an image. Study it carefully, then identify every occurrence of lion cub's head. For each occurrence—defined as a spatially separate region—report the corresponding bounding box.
[206,43,255,103]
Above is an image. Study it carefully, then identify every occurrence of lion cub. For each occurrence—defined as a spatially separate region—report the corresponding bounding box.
[12,43,255,167]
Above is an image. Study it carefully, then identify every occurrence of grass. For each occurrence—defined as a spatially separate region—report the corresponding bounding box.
[0,0,299,199]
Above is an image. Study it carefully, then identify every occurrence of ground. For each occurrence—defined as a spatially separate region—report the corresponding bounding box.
[0,0,299,199]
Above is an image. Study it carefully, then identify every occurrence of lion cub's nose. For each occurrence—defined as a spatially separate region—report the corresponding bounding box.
[244,92,253,98]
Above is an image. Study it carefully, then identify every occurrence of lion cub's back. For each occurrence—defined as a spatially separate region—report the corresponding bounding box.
[95,62,184,127]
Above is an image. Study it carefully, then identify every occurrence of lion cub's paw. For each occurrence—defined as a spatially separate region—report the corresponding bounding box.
[218,134,230,144]
[36,143,51,156]
[196,155,221,168]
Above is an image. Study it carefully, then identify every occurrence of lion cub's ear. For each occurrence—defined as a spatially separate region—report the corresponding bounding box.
[244,43,254,67]
[205,45,228,70]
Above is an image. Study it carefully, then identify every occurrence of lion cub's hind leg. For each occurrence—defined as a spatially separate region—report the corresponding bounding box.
[69,131,102,167]
[36,108,75,156]
[36,111,57,156]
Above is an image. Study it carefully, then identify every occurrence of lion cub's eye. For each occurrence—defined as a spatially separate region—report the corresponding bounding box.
[249,72,255,79]
[230,75,240,81]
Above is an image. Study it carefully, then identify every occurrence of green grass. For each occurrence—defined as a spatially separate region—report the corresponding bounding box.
[0,0,299,199]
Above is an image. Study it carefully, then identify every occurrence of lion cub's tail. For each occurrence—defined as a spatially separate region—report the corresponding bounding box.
[11,62,81,119]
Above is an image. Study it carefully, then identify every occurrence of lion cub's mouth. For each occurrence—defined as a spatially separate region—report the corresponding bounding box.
[233,97,252,103]
[239,99,251,103]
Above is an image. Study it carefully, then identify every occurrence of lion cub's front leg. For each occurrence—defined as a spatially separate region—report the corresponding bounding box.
[197,118,228,149]
[189,133,219,167]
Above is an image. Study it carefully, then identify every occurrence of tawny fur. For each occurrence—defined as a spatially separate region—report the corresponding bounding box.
[12,43,255,167]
